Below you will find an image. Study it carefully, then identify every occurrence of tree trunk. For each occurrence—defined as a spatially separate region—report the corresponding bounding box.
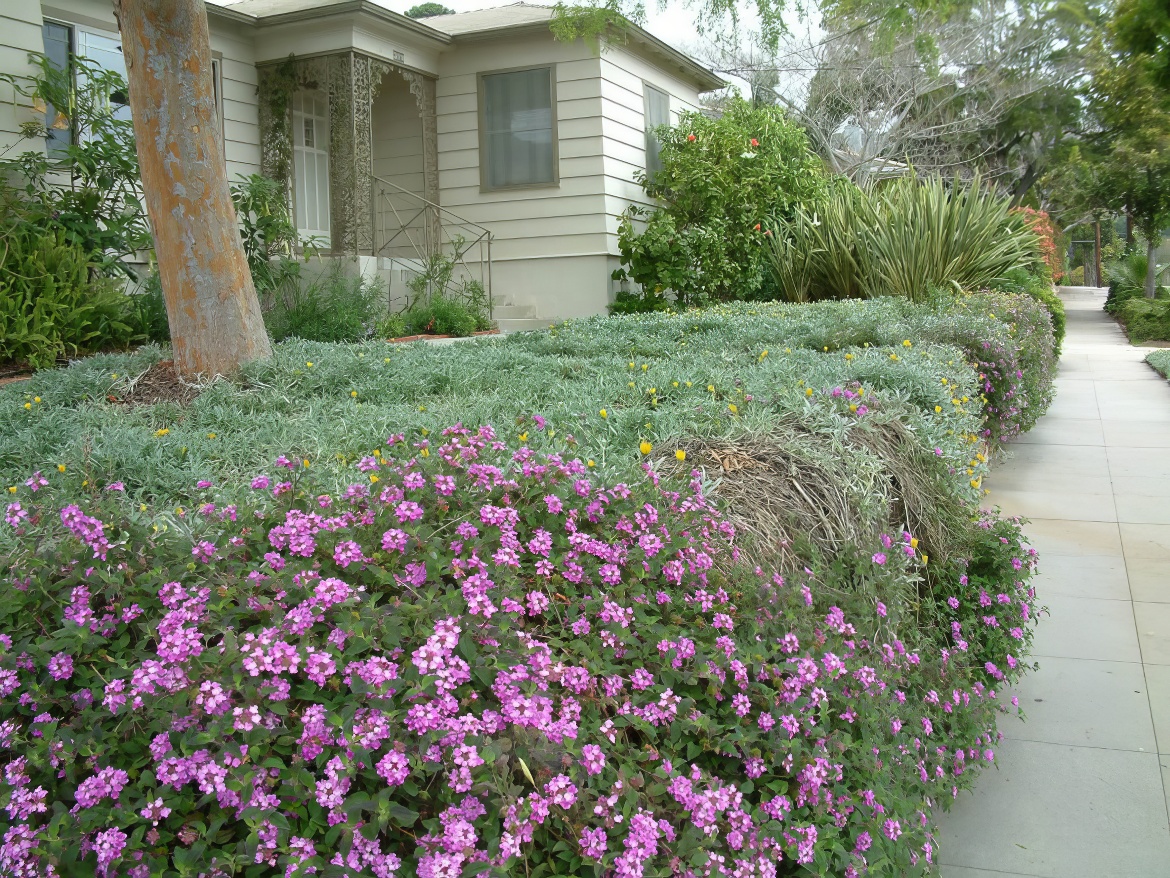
[1125,207,1134,251]
[1146,235,1158,299]
[115,0,271,378]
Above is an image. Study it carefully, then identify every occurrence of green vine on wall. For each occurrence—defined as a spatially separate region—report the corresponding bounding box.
[256,54,318,198]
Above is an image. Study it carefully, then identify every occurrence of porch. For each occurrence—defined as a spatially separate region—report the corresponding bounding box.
[256,51,492,315]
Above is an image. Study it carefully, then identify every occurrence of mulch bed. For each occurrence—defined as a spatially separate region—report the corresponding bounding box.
[109,360,202,408]
[387,329,500,344]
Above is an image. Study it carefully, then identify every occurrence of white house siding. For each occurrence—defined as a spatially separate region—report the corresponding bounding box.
[435,32,611,319]
[597,47,705,290]
[210,17,262,183]
[0,4,46,156]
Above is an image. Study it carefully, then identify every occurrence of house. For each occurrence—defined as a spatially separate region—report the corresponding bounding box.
[0,0,722,328]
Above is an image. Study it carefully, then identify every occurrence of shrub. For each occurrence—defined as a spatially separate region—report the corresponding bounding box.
[1147,348,1170,379]
[616,100,827,306]
[1011,207,1064,282]
[1066,265,1085,285]
[127,272,173,345]
[402,295,481,337]
[988,267,1066,355]
[1118,296,1170,341]
[230,175,305,300]
[1,422,1039,878]
[0,225,141,369]
[0,55,150,278]
[1104,247,1169,315]
[768,176,1039,304]
[607,287,674,315]
[265,266,385,343]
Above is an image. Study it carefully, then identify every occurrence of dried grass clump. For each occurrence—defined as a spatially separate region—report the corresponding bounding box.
[662,415,969,575]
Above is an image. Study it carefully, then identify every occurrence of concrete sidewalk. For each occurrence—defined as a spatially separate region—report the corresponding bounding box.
[936,287,1170,878]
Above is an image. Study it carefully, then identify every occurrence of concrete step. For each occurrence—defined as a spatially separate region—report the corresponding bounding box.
[496,318,551,334]
[492,303,537,319]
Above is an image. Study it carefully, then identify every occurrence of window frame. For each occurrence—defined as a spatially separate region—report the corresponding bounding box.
[643,82,669,178]
[476,63,559,193]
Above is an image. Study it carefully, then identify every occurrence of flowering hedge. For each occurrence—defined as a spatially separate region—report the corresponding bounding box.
[2,424,1039,878]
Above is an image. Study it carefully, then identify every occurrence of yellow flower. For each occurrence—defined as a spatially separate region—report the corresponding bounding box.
[587,459,595,467]
[805,388,814,397]
[675,449,686,461]
[139,503,147,512]
[823,346,828,352]
[306,361,313,368]
[629,361,635,368]
[785,348,791,353]
[350,390,358,398]
[902,340,912,348]
[23,403,31,410]
[111,373,118,379]
[600,408,608,418]
[890,353,899,361]
[303,459,311,468]
[728,403,739,414]
[970,478,981,488]
[420,428,430,436]
[384,357,391,363]
[374,448,382,457]
[672,381,679,387]
[154,428,170,437]
[849,403,858,412]
[845,353,853,360]
[648,388,656,394]
[639,440,652,455]
[941,378,948,384]
[33,397,41,404]
[628,381,636,388]
[420,448,430,457]
[207,433,217,439]
[857,387,865,396]
[910,537,918,548]
[760,349,768,358]
[419,405,426,412]
[369,474,379,483]
[921,553,929,565]
[642,364,648,371]
[952,399,960,406]
[519,432,528,442]
[685,381,692,387]
[57,464,66,473]
[935,405,942,413]
[7,486,17,494]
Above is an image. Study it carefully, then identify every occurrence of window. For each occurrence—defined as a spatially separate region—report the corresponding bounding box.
[479,66,557,190]
[292,91,331,245]
[41,21,73,154]
[210,56,224,147]
[41,21,134,151]
[644,84,669,177]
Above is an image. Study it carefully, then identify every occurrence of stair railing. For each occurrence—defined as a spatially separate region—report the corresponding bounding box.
[372,174,494,320]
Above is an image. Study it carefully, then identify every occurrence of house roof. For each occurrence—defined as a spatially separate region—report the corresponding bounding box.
[421,2,554,35]
[210,0,722,91]
[426,3,723,91]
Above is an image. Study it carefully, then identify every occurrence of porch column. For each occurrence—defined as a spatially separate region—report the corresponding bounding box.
[327,52,390,255]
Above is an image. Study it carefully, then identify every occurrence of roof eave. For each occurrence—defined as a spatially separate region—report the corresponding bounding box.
[444,19,724,92]
[226,0,453,45]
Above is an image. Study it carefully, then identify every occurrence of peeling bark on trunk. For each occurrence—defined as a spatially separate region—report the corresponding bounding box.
[115,0,271,378]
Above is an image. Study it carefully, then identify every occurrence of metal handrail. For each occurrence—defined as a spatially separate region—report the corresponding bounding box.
[371,174,494,320]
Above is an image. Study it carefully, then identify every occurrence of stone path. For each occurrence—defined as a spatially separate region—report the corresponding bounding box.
[936,286,1170,877]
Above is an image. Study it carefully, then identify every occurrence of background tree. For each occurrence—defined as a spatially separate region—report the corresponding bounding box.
[693,0,1091,194]
[405,3,456,18]
[114,0,271,377]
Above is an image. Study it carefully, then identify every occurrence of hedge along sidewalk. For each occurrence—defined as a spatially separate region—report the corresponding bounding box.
[935,285,1170,876]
